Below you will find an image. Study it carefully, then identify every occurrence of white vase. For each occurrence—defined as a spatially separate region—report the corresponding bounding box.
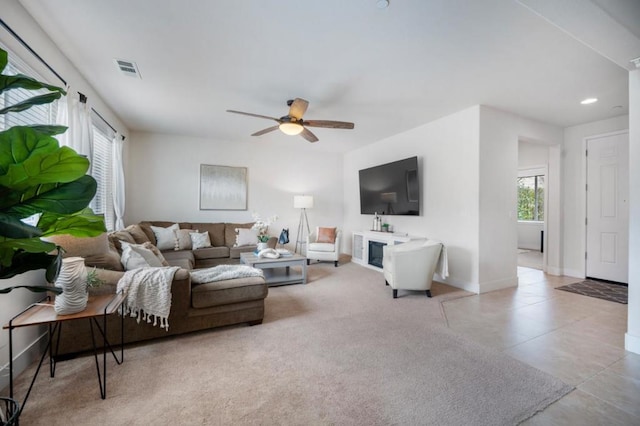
[257,242,268,251]
[54,257,88,315]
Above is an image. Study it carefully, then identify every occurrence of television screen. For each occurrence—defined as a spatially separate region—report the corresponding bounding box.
[359,156,420,215]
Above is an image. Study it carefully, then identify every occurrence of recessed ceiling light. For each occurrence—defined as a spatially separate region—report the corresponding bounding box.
[377,0,389,9]
[580,98,598,105]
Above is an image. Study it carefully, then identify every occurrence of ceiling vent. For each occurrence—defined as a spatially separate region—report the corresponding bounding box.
[114,59,141,78]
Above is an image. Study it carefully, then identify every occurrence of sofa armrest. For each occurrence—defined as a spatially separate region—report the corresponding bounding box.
[89,267,192,319]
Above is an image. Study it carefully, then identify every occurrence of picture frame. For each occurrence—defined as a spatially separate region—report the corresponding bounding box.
[199,164,247,210]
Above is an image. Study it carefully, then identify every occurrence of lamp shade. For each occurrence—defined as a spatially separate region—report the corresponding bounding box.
[293,195,314,209]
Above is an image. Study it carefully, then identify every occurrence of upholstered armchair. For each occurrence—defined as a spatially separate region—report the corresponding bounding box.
[306,227,341,267]
[383,239,443,298]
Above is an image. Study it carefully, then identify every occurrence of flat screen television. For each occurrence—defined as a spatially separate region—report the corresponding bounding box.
[359,156,420,216]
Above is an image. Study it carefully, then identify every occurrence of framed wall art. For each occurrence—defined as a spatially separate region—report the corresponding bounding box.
[199,164,247,210]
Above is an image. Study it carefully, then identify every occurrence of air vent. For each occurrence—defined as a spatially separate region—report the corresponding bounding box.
[114,59,141,79]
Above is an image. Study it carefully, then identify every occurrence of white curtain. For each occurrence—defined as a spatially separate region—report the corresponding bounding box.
[112,133,126,230]
[56,89,93,173]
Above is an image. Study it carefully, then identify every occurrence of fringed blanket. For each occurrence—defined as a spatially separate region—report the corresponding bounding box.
[116,266,180,330]
[190,264,264,284]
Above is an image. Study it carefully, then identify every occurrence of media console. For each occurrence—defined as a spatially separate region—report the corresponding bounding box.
[352,231,420,270]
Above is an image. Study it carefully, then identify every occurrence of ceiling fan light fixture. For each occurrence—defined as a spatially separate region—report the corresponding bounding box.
[279,122,304,135]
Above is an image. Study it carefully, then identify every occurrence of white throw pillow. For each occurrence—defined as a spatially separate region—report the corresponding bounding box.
[120,241,163,270]
[235,228,258,246]
[190,231,212,250]
[150,224,179,251]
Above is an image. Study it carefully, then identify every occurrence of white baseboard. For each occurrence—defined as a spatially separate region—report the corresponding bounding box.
[479,276,518,294]
[625,333,640,355]
[545,265,564,276]
[0,333,47,394]
[561,269,585,279]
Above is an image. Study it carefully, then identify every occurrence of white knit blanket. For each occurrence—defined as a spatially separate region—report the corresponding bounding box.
[190,264,264,284]
[116,266,180,330]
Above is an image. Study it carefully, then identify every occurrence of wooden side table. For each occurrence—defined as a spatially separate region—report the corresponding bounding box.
[3,292,126,417]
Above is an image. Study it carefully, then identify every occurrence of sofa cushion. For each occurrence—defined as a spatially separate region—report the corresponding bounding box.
[142,242,170,266]
[109,230,136,252]
[47,232,109,258]
[174,229,194,250]
[190,231,212,249]
[150,223,179,250]
[161,250,195,269]
[230,245,257,259]
[316,227,337,243]
[125,224,151,244]
[235,228,258,246]
[190,223,225,247]
[193,246,230,260]
[120,241,164,270]
[224,222,254,247]
[308,242,336,253]
[191,276,267,308]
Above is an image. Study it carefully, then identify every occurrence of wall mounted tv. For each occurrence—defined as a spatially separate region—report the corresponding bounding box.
[359,156,420,216]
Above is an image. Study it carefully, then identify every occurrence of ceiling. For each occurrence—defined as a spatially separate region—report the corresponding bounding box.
[18,0,640,153]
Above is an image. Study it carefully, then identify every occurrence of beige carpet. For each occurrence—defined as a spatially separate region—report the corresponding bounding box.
[11,261,571,425]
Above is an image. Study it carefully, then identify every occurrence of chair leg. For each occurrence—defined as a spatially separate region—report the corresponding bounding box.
[334,260,338,267]
[385,280,389,286]
[306,259,310,265]
[426,290,432,298]
[393,289,398,299]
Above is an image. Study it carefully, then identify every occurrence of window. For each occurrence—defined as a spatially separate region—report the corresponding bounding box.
[91,118,115,231]
[517,175,544,221]
[0,45,58,131]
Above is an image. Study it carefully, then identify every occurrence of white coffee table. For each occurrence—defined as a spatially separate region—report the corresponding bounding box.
[240,252,307,286]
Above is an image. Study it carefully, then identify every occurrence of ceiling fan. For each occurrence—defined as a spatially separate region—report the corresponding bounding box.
[226,98,354,143]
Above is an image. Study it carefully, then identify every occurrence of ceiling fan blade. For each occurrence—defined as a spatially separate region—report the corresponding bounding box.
[303,120,354,129]
[300,127,319,143]
[288,98,309,120]
[251,125,280,137]
[227,110,279,122]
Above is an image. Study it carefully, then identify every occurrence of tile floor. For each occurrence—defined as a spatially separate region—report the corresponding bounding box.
[441,266,640,425]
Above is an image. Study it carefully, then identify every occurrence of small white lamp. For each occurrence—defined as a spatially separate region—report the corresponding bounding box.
[294,195,313,254]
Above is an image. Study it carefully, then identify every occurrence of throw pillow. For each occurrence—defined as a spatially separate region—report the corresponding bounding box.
[317,227,337,244]
[190,231,212,250]
[120,241,163,270]
[235,228,258,247]
[143,242,170,266]
[174,228,194,251]
[150,223,179,251]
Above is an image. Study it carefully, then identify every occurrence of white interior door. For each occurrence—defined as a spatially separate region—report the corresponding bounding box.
[586,132,629,283]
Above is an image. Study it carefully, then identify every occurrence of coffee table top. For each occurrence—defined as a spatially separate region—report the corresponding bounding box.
[240,251,305,265]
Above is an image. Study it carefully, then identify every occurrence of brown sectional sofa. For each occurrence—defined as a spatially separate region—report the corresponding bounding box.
[51,221,274,356]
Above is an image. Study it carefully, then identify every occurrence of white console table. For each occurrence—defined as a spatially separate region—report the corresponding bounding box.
[352,231,421,270]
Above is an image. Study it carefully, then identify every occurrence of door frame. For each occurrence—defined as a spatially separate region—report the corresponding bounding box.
[583,129,630,280]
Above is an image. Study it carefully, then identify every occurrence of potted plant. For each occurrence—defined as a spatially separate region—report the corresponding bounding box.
[0,46,106,294]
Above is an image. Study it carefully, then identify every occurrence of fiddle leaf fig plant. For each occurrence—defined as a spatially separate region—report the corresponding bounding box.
[0,47,106,293]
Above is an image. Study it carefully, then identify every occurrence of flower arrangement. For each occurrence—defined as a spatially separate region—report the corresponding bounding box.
[252,212,278,243]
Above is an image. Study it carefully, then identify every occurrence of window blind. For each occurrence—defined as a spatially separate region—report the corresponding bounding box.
[91,122,115,231]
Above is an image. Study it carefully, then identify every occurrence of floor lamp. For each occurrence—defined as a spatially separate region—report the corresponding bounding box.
[294,195,313,254]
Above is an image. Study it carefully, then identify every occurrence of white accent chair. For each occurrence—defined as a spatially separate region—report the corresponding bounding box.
[383,239,443,298]
[306,229,342,267]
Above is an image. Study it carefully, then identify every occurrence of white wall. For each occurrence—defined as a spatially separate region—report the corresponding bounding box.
[343,106,481,291]
[562,115,629,278]
[0,1,130,392]
[343,105,562,293]
[126,132,344,251]
[627,69,640,355]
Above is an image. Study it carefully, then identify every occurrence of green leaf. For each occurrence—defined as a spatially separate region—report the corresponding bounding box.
[0,92,63,115]
[0,73,66,96]
[0,126,61,175]
[0,212,42,238]
[0,49,7,73]
[0,146,89,190]
[39,209,106,237]
[5,175,97,216]
[27,125,68,136]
